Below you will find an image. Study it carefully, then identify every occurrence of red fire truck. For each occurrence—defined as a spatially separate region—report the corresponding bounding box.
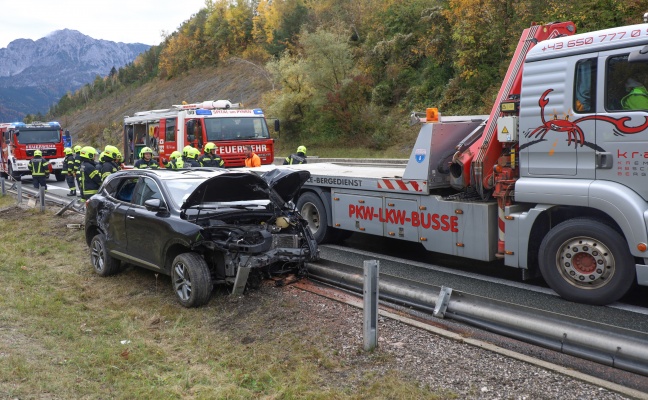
[122,100,278,167]
[0,121,68,181]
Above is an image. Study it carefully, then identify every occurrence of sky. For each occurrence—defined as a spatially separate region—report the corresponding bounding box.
[0,0,207,49]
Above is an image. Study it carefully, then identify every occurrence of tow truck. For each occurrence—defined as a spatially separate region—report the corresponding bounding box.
[278,19,648,305]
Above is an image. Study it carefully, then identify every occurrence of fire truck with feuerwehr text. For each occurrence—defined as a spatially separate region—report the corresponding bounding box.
[122,100,278,167]
[0,121,68,181]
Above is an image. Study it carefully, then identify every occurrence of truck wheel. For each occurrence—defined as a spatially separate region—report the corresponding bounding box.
[296,192,340,244]
[54,171,65,182]
[171,253,212,308]
[8,164,20,181]
[538,219,635,305]
[90,233,121,276]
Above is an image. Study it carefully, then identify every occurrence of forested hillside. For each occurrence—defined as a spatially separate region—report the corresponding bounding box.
[48,0,646,155]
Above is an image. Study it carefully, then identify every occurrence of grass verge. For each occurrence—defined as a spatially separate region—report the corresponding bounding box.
[0,196,441,399]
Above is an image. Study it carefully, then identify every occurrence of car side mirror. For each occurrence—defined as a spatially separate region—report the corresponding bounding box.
[144,198,167,212]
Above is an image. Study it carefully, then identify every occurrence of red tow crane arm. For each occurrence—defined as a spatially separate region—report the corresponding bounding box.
[450,21,577,199]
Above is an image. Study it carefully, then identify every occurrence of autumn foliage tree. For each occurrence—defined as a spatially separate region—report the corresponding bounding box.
[49,0,646,150]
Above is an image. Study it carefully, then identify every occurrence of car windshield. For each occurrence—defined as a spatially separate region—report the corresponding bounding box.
[204,117,269,141]
[16,129,61,144]
[164,178,205,208]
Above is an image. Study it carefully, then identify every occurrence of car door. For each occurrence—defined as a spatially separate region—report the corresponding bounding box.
[101,176,138,253]
[125,176,172,270]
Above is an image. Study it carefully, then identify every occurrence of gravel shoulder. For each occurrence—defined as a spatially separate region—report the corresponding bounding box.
[258,281,637,400]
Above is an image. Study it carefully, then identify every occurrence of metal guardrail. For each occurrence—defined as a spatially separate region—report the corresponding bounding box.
[306,261,648,377]
[0,177,84,214]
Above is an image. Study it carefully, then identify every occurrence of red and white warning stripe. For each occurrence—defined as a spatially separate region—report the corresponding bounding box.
[377,179,424,192]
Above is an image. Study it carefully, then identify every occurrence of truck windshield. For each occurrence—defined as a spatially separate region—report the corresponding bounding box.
[204,117,269,141]
[15,129,61,144]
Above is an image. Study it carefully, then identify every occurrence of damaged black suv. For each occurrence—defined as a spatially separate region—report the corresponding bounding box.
[84,168,318,307]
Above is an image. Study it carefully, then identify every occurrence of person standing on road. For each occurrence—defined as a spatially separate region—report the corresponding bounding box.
[244,145,261,167]
[133,147,159,169]
[283,145,307,165]
[199,142,225,168]
[73,145,84,198]
[79,146,102,201]
[100,145,121,181]
[63,147,77,196]
[28,149,50,190]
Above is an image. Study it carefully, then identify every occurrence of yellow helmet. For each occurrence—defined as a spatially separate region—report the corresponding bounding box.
[186,148,199,159]
[73,145,82,153]
[182,145,192,157]
[64,147,73,155]
[140,147,154,157]
[297,145,307,154]
[33,149,43,157]
[104,145,120,159]
[80,146,97,160]
[170,151,182,160]
[204,142,216,152]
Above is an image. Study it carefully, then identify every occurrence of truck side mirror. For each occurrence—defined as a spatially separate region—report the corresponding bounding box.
[629,45,648,63]
[274,119,280,132]
[186,120,195,136]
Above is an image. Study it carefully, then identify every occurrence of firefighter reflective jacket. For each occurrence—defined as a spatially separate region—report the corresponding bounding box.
[133,158,159,169]
[283,153,307,165]
[28,156,50,176]
[80,160,102,197]
[169,158,185,170]
[199,153,225,167]
[64,154,76,174]
[100,160,120,181]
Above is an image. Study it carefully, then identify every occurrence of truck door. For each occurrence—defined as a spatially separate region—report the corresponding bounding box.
[594,50,648,200]
[520,56,596,179]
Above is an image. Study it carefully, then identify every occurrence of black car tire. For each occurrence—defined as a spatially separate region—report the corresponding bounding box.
[90,233,121,276]
[54,171,65,182]
[538,218,635,305]
[171,253,212,308]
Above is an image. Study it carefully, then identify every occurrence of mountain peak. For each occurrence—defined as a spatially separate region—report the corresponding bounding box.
[0,32,150,120]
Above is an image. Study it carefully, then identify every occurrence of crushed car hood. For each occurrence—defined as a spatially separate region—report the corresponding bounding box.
[182,169,311,209]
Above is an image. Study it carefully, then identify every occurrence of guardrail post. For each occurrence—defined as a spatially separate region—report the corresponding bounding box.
[16,181,22,204]
[39,186,45,212]
[363,259,379,351]
[0,177,5,196]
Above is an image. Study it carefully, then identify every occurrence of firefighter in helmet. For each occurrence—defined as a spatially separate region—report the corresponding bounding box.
[79,146,102,200]
[73,145,84,198]
[199,142,225,168]
[28,149,50,190]
[100,145,121,181]
[182,145,194,163]
[184,147,201,168]
[167,151,185,170]
[284,145,307,165]
[134,147,159,169]
[63,147,77,196]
